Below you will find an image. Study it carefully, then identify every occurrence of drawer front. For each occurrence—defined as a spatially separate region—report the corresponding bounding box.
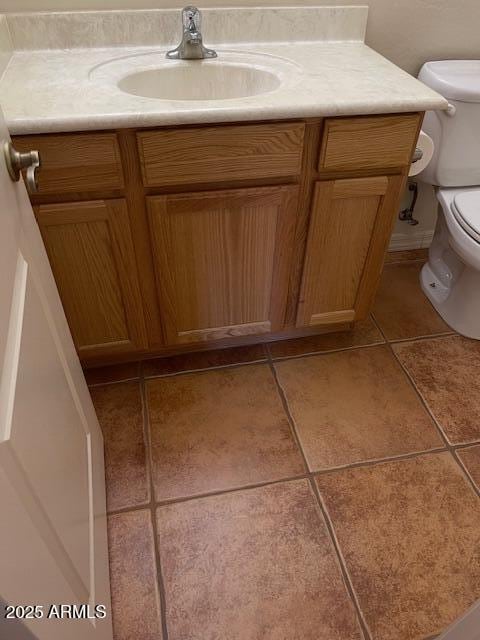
[13,133,124,194]
[137,122,305,187]
[318,114,421,173]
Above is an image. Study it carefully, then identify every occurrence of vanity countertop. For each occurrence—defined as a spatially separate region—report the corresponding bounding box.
[0,7,447,135]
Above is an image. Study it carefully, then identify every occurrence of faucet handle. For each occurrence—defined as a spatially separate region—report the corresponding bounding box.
[182,6,201,31]
[167,6,217,60]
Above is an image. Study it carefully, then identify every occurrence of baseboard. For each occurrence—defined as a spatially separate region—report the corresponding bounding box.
[388,228,434,251]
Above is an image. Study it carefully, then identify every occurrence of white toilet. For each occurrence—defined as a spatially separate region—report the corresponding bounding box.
[418,60,480,339]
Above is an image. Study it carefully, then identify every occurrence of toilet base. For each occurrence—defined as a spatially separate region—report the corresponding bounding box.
[421,212,480,339]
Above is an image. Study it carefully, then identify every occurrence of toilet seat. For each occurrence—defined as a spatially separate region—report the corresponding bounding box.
[451,190,480,243]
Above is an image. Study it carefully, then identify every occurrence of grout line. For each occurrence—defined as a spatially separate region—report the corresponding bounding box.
[107,501,151,517]
[269,339,386,362]
[107,444,457,516]
[143,356,268,380]
[453,440,480,451]
[270,329,465,640]
[87,327,455,389]
[451,449,480,500]
[265,347,372,639]
[369,311,455,346]
[87,341,386,387]
[266,352,310,472]
[139,367,170,640]
[87,375,140,388]
[371,315,451,449]
[102,318,479,637]
[371,316,480,500]
[390,350,451,447]
[150,509,170,640]
[149,474,310,508]
[309,477,373,640]
[312,447,448,476]
[387,331,456,345]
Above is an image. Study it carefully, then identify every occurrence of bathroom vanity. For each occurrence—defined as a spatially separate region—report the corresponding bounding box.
[12,114,421,363]
[0,7,446,364]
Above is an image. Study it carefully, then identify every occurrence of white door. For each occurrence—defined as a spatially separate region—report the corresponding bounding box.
[438,601,480,640]
[0,105,112,640]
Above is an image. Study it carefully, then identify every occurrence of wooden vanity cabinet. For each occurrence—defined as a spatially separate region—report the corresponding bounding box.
[147,185,298,344]
[15,112,421,364]
[297,175,404,327]
[297,113,420,328]
[35,199,148,359]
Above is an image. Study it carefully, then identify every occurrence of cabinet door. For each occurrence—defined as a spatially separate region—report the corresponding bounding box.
[297,175,404,327]
[148,185,298,344]
[36,199,148,360]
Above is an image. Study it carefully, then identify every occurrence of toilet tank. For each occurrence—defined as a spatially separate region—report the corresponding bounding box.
[418,61,480,187]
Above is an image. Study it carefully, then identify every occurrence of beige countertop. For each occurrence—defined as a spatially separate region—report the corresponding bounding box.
[0,7,447,135]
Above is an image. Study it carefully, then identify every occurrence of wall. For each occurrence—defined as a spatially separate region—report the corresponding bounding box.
[1,0,479,248]
[0,14,12,78]
[2,0,480,75]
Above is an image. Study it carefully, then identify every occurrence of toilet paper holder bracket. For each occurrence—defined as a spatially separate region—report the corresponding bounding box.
[412,147,423,163]
[399,182,419,226]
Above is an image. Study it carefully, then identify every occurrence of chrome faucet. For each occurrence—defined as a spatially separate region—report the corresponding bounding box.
[166,6,217,60]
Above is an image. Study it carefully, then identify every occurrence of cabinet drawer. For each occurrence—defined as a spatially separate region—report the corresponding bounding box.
[13,133,124,194]
[137,122,305,187]
[318,114,421,173]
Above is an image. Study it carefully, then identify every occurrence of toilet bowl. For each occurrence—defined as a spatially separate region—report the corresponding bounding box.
[421,187,480,338]
[418,60,480,339]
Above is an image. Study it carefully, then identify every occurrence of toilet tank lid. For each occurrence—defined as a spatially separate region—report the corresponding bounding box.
[419,60,480,103]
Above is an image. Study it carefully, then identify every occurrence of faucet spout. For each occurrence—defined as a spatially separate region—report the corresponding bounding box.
[166,6,217,60]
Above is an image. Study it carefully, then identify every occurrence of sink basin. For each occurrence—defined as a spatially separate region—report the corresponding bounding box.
[89,50,302,102]
[118,63,281,100]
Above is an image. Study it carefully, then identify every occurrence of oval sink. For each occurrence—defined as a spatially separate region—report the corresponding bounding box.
[89,51,303,103]
[117,63,281,101]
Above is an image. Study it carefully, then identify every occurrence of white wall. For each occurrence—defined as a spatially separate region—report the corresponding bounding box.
[2,0,479,248]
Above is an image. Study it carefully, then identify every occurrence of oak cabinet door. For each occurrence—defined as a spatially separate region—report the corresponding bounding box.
[147,185,298,344]
[36,199,148,360]
[297,175,404,327]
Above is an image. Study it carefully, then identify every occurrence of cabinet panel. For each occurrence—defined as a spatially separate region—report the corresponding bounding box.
[36,199,147,360]
[318,114,421,173]
[14,132,124,194]
[148,186,298,344]
[297,175,404,327]
[138,122,305,187]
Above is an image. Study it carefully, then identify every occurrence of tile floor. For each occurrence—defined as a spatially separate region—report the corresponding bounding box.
[87,255,480,640]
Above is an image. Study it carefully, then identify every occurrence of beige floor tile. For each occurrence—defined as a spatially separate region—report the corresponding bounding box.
[316,452,480,640]
[275,345,442,471]
[372,262,451,340]
[108,510,162,640]
[157,479,362,640]
[91,382,149,511]
[143,344,267,377]
[394,335,480,444]
[147,364,305,501]
[457,445,480,491]
[269,316,383,359]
